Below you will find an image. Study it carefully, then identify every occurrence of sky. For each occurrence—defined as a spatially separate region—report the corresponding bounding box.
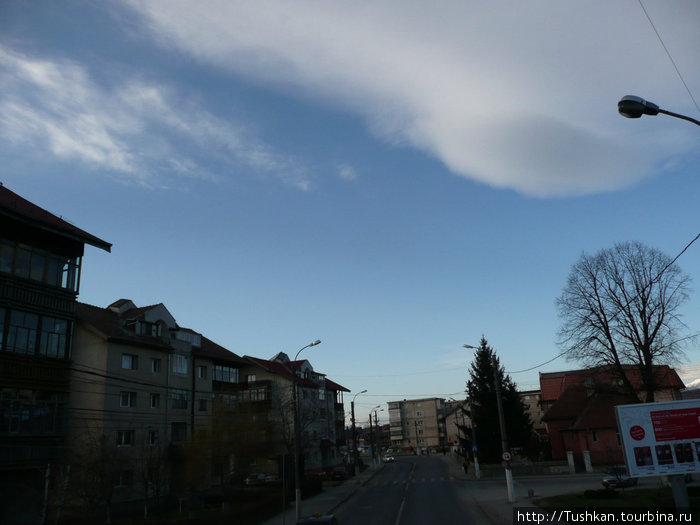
[1,1,699,425]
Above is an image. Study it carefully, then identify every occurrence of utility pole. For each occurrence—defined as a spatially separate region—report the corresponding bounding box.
[414,420,420,455]
[468,398,481,479]
[493,355,514,503]
[351,390,366,473]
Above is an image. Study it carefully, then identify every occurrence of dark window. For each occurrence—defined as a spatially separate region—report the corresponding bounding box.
[172,389,188,409]
[150,393,160,409]
[6,311,38,355]
[120,392,136,408]
[39,317,69,359]
[151,358,161,373]
[198,399,207,412]
[117,430,134,447]
[171,422,187,442]
[214,365,238,383]
[122,354,138,370]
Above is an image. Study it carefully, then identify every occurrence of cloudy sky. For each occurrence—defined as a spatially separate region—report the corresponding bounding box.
[2,1,699,423]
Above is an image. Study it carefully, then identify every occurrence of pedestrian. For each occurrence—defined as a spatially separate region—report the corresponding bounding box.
[462,457,469,474]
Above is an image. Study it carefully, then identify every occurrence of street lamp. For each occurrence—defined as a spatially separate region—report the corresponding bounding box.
[351,390,367,472]
[618,95,700,126]
[292,339,321,522]
[463,343,512,500]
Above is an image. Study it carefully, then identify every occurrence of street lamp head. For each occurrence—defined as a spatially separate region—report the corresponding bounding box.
[618,95,660,119]
[310,339,321,346]
[463,344,478,350]
[359,389,367,394]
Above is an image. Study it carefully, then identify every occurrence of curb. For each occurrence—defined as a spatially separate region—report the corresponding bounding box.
[327,465,384,514]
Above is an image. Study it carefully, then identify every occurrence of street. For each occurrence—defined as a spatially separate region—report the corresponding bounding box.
[334,456,489,525]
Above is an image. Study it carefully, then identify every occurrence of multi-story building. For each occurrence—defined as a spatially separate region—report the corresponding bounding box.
[0,184,111,524]
[388,398,447,452]
[443,399,470,453]
[519,389,546,434]
[69,299,247,508]
[238,353,349,473]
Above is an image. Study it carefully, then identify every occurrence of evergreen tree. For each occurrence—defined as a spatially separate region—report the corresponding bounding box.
[465,336,532,463]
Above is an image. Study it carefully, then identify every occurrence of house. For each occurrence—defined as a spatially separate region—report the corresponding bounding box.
[0,184,111,523]
[387,398,447,451]
[70,299,246,507]
[237,352,349,474]
[540,365,685,467]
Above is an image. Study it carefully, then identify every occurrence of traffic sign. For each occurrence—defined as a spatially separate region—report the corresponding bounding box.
[502,451,512,462]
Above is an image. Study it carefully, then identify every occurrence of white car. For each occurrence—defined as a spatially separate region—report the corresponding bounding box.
[382,455,395,463]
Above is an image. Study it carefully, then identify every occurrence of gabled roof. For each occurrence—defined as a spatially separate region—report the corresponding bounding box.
[0,184,111,252]
[540,365,685,402]
[76,302,171,351]
[542,384,637,430]
[196,336,246,365]
[324,377,350,393]
[244,356,318,388]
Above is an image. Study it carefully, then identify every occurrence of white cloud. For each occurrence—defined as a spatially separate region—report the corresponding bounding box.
[338,164,358,182]
[0,45,310,190]
[122,0,700,197]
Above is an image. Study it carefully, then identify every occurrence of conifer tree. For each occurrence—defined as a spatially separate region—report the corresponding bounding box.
[465,336,532,463]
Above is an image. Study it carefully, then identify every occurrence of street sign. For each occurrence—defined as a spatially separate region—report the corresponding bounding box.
[502,451,512,462]
[472,445,478,453]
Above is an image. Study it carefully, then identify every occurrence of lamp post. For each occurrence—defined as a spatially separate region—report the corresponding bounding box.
[464,343,512,501]
[618,95,700,126]
[351,390,367,473]
[292,339,321,522]
[370,406,383,467]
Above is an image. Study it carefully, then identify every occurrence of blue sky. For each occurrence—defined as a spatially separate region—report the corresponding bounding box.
[2,1,699,424]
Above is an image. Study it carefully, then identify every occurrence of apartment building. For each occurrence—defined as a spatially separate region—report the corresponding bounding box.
[444,399,470,453]
[239,353,349,473]
[0,184,111,523]
[388,398,447,451]
[519,389,546,434]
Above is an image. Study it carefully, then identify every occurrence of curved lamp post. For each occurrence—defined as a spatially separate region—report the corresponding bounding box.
[618,95,700,126]
[351,390,367,471]
[292,339,321,522]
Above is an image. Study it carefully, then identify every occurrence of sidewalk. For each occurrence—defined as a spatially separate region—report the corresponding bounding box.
[258,464,383,525]
[436,453,602,525]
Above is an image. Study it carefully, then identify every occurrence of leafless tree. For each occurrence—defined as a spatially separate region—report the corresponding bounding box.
[557,241,694,402]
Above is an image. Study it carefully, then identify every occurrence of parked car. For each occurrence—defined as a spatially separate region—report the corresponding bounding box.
[602,466,638,488]
[297,514,339,525]
[330,467,348,480]
[245,472,267,486]
[382,455,395,463]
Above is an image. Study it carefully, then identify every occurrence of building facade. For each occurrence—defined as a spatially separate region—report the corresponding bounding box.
[0,184,111,523]
[388,398,447,452]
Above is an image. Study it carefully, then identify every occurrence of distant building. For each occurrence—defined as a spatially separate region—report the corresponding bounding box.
[519,389,546,434]
[540,365,685,467]
[0,184,111,523]
[443,399,470,454]
[388,398,447,451]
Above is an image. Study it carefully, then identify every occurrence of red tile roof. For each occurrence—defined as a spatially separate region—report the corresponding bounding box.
[542,384,637,430]
[0,184,111,252]
[540,365,684,402]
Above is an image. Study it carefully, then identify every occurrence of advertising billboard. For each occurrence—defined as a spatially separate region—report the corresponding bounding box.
[615,398,700,478]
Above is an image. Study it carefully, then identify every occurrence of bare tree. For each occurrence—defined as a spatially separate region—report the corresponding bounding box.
[557,241,693,402]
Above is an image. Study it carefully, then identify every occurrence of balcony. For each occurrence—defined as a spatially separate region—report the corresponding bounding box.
[0,354,70,390]
[0,275,77,317]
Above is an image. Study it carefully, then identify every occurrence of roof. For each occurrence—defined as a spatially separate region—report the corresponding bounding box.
[196,336,247,365]
[245,356,319,388]
[0,184,111,252]
[76,302,171,351]
[540,365,685,402]
[324,377,350,393]
[542,384,637,430]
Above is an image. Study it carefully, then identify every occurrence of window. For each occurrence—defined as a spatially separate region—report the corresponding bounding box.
[115,470,134,487]
[148,430,159,446]
[151,358,161,373]
[172,389,188,409]
[416,411,422,417]
[247,374,256,383]
[150,393,160,409]
[197,365,207,379]
[122,354,138,370]
[117,430,134,447]
[39,317,69,358]
[198,399,207,412]
[120,391,136,408]
[319,389,325,401]
[6,311,38,355]
[171,422,187,442]
[173,354,187,374]
[139,321,160,337]
[591,430,598,443]
[213,365,238,383]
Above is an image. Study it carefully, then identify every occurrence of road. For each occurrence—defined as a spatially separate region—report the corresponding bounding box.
[334,456,486,525]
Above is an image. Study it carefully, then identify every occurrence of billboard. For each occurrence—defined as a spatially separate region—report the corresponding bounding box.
[615,398,700,478]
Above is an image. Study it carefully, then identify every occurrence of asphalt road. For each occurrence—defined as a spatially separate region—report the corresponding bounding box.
[334,456,485,525]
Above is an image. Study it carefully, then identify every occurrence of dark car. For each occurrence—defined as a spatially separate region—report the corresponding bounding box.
[330,467,348,480]
[245,472,267,486]
[602,466,638,488]
[297,515,339,525]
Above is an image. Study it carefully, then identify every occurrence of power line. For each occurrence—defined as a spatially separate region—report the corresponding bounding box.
[638,0,700,114]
